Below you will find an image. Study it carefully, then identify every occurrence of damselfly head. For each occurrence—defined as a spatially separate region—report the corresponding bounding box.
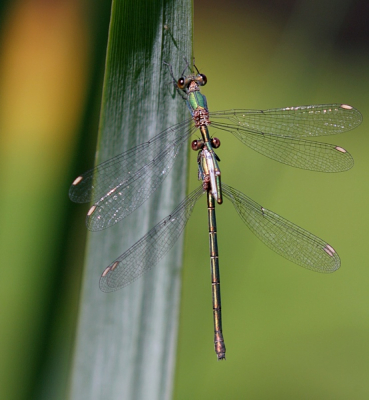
[177,73,207,92]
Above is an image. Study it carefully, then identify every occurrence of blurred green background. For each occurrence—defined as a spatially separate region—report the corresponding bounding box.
[1,0,368,399]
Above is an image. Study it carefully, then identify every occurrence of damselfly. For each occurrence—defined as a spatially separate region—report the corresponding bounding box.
[70,61,362,359]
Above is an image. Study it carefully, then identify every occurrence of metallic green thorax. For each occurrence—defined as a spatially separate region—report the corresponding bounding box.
[188,91,207,112]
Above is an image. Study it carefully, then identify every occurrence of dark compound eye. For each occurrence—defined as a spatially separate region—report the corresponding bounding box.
[199,74,207,85]
[177,77,185,89]
[191,139,204,151]
[212,137,220,148]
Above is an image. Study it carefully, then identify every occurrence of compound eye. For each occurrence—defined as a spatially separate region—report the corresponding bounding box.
[191,139,203,151]
[212,137,220,148]
[199,74,207,85]
[177,77,185,89]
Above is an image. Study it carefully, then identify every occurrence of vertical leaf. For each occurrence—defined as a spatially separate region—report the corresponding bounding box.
[68,1,193,399]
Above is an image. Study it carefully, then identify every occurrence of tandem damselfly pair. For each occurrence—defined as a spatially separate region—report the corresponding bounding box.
[70,61,362,360]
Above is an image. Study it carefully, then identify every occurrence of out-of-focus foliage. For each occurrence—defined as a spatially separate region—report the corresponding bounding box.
[0,1,111,399]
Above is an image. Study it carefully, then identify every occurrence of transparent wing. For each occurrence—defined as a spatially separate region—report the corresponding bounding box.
[99,186,204,292]
[209,104,361,172]
[69,119,194,204]
[210,104,362,137]
[222,184,340,273]
[69,120,196,231]
[86,142,189,231]
[210,126,353,172]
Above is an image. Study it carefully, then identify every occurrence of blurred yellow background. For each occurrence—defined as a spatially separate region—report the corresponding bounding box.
[0,0,368,399]
[0,1,110,399]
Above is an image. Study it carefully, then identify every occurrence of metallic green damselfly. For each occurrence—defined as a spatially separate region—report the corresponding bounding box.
[70,61,362,360]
